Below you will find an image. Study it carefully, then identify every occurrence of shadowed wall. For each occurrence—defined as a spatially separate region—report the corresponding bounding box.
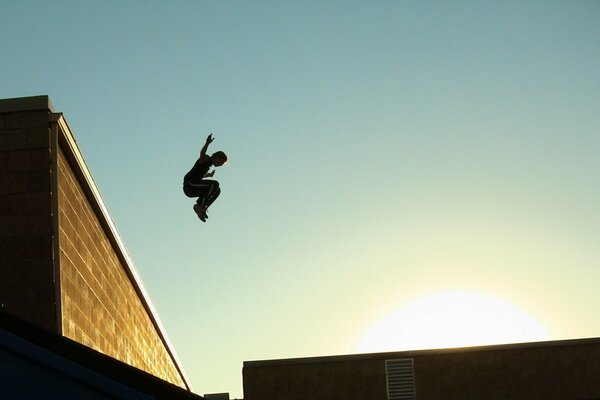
[244,339,600,400]
[0,102,56,331]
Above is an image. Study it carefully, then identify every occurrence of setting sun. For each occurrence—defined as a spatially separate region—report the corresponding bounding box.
[356,291,550,353]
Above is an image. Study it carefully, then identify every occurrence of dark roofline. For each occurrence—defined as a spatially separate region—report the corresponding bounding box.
[0,95,55,113]
[244,336,600,368]
[0,293,202,400]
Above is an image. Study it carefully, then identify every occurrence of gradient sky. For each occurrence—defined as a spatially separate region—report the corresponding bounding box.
[2,1,600,397]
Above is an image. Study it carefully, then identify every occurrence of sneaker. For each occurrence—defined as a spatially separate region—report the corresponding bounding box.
[193,204,208,222]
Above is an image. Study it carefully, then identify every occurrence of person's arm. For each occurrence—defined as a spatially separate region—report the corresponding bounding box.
[200,134,214,157]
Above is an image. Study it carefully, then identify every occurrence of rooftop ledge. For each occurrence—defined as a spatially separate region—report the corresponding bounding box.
[0,95,55,113]
[244,336,600,367]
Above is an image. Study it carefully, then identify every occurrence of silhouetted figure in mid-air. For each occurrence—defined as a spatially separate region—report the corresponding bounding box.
[183,134,227,222]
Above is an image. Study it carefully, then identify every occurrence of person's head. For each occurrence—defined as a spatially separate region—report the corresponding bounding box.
[211,151,228,167]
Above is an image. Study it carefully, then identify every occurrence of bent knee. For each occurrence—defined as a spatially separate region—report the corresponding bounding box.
[183,185,193,198]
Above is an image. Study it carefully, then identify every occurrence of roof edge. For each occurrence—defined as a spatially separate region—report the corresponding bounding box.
[244,336,600,367]
[0,95,55,113]
[48,112,192,390]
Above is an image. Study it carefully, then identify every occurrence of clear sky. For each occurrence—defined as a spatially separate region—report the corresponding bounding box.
[2,1,600,397]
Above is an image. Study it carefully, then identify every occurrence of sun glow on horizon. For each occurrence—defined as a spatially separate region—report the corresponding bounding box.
[356,291,550,353]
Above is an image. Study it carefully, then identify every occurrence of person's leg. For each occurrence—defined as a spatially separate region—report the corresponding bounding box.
[184,182,207,199]
[185,181,215,206]
[203,181,221,209]
[184,182,211,221]
[186,180,221,221]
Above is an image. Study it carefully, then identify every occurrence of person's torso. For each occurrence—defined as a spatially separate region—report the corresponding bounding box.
[184,155,211,183]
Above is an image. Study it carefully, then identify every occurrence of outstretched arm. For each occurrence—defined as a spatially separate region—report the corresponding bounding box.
[200,134,214,157]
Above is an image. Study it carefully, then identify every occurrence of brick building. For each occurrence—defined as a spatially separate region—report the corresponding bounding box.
[243,337,600,399]
[0,95,189,389]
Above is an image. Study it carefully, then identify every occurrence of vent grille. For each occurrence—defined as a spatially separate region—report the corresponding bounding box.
[385,358,416,400]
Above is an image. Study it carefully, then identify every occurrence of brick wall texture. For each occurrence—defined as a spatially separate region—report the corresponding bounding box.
[244,341,600,400]
[0,109,56,331]
[0,99,186,389]
[57,146,185,387]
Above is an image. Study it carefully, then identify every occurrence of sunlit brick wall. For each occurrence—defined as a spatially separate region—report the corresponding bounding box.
[0,105,57,331]
[0,96,187,389]
[57,145,186,388]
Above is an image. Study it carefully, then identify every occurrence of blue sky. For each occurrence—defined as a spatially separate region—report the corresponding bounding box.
[2,1,600,397]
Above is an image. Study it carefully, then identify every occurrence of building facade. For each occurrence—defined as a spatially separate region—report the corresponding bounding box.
[244,338,600,399]
[0,96,189,389]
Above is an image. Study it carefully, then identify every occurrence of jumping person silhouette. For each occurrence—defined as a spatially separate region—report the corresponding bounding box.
[183,134,227,222]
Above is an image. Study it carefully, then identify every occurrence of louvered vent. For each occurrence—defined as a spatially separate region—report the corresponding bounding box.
[385,358,416,400]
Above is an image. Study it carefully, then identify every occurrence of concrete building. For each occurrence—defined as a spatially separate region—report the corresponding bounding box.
[0,96,189,389]
[243,338,600,399]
